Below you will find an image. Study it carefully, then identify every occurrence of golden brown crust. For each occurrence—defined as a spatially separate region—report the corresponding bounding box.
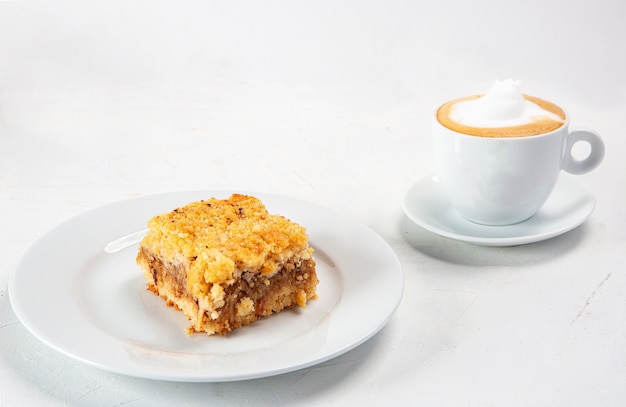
[136,194,318,336]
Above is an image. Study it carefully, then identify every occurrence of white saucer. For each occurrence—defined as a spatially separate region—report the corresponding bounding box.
[402,174,596,246]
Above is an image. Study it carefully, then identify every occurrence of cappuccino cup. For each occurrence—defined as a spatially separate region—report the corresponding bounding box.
[433,80,604,226]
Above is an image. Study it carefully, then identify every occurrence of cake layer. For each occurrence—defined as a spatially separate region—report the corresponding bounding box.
[136,194,318,335]
[137,247,318,335]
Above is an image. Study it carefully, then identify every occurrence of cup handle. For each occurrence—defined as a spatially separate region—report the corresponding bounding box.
[562,128,605,175]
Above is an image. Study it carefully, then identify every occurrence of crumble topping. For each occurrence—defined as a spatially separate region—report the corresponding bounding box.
[140,194,313,292]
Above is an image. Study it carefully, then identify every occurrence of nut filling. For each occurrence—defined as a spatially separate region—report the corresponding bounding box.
[139,247,318,335]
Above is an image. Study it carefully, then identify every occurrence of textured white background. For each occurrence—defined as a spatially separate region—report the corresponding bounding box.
[1,0,625,405]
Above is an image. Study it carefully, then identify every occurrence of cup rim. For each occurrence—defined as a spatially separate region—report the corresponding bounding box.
[433,105,570,139]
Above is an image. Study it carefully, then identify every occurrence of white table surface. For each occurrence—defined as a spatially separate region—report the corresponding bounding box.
[1,1,625,405]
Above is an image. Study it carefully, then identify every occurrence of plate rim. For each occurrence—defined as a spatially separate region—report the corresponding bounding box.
[9,190,404,382]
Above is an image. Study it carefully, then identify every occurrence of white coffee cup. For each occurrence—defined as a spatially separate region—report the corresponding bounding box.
[433,112,605,226]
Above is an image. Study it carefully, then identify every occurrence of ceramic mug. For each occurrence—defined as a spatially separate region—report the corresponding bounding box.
[433,112,605,226]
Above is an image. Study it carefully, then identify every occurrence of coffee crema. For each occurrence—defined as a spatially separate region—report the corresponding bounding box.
[437,94,566,138]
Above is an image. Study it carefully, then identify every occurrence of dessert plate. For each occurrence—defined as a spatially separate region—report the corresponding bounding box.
[9,191,403,382]
[403,174,595,246]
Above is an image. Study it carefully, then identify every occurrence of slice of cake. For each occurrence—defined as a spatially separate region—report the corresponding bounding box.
[136,193,318,336]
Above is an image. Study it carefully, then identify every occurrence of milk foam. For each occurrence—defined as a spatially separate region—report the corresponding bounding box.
[449,79,564,128]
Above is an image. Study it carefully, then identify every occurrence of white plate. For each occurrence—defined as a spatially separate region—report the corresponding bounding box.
[9,191,403,382]
[403,174,595,246]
